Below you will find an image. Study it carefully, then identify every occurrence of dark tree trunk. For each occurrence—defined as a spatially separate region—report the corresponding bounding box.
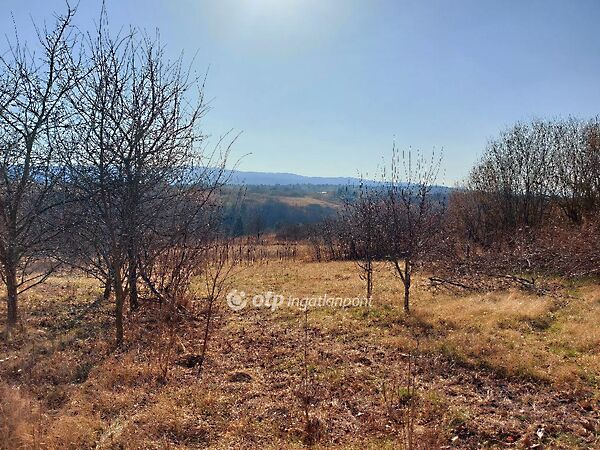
[6,265,18,329]
[128,251,139,311]
[403,259,411,313]
[366,259,373,299]
[103,275,112,301]
[197,293,216,377]
[112,261,125,346]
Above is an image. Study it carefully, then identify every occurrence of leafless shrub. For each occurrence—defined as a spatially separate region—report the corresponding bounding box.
[64,9,230,345]
[0,4,79,333]
[341,179,383,298]
[442,117,600,285]
[461,117,600,247]
[552,117,600,223]
[381,146,445,312]
[196,233,238,377]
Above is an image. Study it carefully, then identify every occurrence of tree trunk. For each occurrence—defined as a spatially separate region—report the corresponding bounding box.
[103,277,112,301]
[6,264,18,329]
[403,259,411,313]
[126,174,139,311]
[112,261,125,346]
[366,259,373,299]
[197,294,215,377]
[103,270,113,301]
[128,251,138,311]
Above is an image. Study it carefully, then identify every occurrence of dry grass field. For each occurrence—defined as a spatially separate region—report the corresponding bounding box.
[1,259,599,449]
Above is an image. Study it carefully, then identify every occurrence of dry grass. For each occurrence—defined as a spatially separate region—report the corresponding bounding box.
[246,193,339,209]
[0,259,599,449]
[0,383,41,449]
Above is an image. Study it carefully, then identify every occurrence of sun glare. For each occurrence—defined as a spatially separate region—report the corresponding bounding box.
[240,0,307,18]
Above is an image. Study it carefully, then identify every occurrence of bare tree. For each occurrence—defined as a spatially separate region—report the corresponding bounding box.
[134,166,233,378]
[462,118,600,247]
[0,6,79,332]
[382,146,444,312]
[468,120,556,235]
[65,12,224,345]
[552,117,600,223]
[247,212,265,243]
[196,231,238,377]
[440,117,600,288]
[342,179,382,298]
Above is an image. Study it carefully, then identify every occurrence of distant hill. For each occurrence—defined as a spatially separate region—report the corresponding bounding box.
[222,170,451,195]
[224,169,364,186]
[220,180,453,238]
[216,170,453,238]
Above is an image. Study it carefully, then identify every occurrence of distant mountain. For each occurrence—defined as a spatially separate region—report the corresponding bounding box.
[221,169,451,195]
[224,169,364,186]
[217,171,452,236]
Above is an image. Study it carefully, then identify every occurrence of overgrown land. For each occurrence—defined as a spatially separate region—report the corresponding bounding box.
[1,256,599,449]
[1,3,600,450]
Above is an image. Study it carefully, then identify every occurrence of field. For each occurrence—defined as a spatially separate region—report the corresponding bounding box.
[1,258,599,449]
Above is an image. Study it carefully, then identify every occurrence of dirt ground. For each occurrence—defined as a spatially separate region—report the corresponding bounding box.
[1,260,599,449]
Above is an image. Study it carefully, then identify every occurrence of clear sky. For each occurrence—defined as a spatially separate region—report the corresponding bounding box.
[2,0,600,184]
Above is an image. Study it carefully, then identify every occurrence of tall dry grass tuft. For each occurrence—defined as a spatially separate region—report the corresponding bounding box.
[382,349,418,449]
[0,383,40,450]
[296,308,323,446]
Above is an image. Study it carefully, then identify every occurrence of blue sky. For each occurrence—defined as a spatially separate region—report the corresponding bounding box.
[2,0,600,184]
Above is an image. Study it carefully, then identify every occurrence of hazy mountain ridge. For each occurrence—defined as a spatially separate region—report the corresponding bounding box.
[224,169,452,193]
[224,169,364,186]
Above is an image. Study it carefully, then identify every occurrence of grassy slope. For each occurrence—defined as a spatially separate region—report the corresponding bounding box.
[1,260,599,449]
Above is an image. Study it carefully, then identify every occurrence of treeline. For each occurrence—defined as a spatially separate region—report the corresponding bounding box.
[445,117,600,282]
[219,184,346,238]
[241,184,348,200]
[455,117,600,243]
[0,7,229,343]
[225,199,337,239]
[308,119,600,306]
[2,5,599,343]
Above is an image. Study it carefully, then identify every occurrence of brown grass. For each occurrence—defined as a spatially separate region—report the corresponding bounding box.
[0,259,598,448]
[0,383,41,449]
